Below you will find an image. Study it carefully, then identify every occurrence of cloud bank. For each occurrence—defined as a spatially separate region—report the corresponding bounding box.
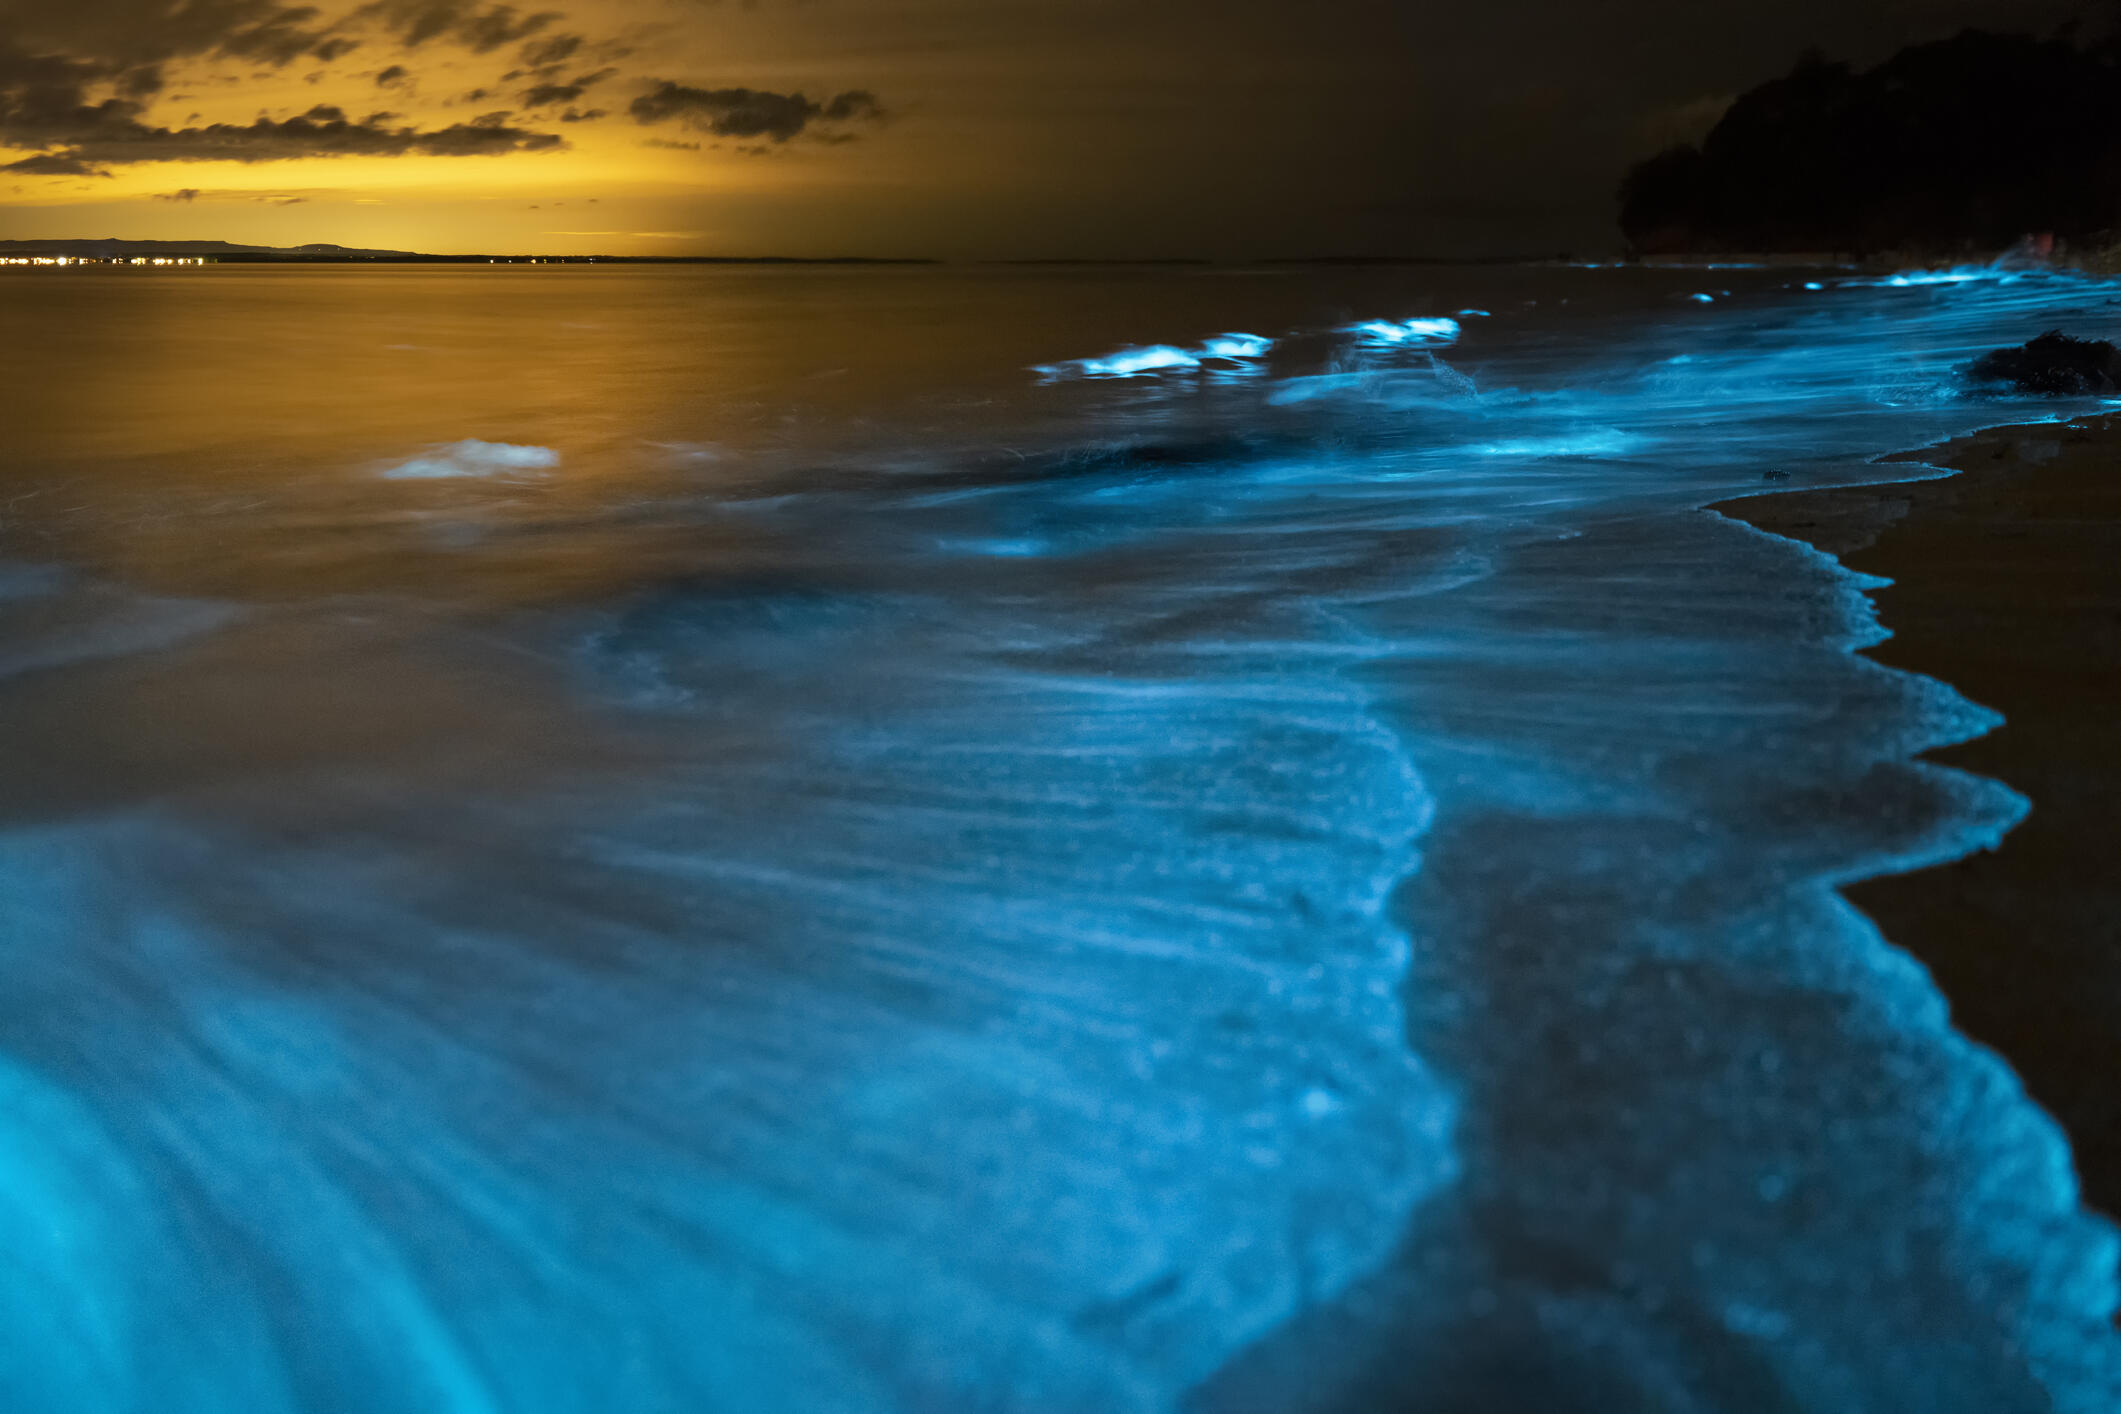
[0,0,888,175]
[629,82,883,142]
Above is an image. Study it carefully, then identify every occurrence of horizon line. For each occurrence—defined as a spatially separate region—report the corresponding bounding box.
[0,236,1638,266]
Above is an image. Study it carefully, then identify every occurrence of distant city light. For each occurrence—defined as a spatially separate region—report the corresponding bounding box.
[0,255,209,266]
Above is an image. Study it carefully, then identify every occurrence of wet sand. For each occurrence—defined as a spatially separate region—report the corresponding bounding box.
[1722,412,2121,1220]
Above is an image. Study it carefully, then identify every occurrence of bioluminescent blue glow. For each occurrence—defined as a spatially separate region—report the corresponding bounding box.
[1852,260,2041,289]
[1037,342,1201,378]
[2,261,2120,1411]
[1033,332,1275,380]
[1345,316,1461,346]
[1198,332,1274,359]
[381,439,560,479]
[1473,428,1642,459]
[1884,269,2008,287]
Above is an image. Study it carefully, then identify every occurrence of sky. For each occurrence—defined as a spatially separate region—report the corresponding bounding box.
[0,0,2094,258]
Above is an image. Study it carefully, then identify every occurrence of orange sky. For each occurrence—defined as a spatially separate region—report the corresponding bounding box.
[0,0,2090,258]
[0,0,951,255]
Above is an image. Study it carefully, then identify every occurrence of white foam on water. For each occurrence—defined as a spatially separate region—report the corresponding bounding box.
[1346,317,1461,346]
[1035,333,1276,380]
[380,440,560,480]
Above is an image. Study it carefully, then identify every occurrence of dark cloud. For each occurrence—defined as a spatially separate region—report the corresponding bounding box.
[0,0,340,76]
[3,151,107,174]
[629,81,888,142]
[459,5,551,52]
[517,32,578,68]
[520,66,611,107]
[349,0,558,54]
[155,185,199,199]
[0,10,451,176]
[0,0,576,117]
[2,89,561,168]
[0,2,676,183]
[640,136,698,150]
[820,89,882,123]
[118,63,164,97]
[213,8,332,65]
[413,108,553,154]
[0,40,105,107]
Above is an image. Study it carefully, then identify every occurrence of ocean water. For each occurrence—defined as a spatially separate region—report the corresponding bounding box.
[1,260,2118,1411]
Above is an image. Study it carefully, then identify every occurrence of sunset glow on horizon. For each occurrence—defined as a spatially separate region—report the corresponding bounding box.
[0,0,939,256]
[7,0,2093,259]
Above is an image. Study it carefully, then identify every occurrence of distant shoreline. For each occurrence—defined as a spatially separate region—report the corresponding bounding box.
[0,250,1841,268]
[9,235,2105,270]
[0,249,942,266]
[9,242,2000,269]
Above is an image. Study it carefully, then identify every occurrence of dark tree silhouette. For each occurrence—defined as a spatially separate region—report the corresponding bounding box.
[1620,28,2121,256]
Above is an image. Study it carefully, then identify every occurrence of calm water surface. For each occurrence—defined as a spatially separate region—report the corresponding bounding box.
[2,262,2118,1411]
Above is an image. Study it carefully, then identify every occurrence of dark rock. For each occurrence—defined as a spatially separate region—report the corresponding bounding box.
[1966,331,2121,396]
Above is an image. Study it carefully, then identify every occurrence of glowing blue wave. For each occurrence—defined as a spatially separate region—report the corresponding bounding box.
[4,259,2121,1410]
[1033,332,1275,380]
[1345,316,1460,347]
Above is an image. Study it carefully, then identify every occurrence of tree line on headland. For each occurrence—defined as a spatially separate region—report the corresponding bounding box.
[1619,26,2121,259]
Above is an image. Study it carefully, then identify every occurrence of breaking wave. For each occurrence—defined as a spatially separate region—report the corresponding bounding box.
[1,259,2119,1410]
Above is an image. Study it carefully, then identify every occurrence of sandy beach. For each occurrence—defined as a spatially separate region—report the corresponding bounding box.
[1724,412,2121,1221]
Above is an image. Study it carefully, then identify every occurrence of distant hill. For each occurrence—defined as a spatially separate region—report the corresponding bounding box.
[1619,29,2121,257]
[0,238,424,259]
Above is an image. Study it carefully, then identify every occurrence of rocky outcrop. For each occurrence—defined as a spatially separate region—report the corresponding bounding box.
[1967,331,2121,396]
